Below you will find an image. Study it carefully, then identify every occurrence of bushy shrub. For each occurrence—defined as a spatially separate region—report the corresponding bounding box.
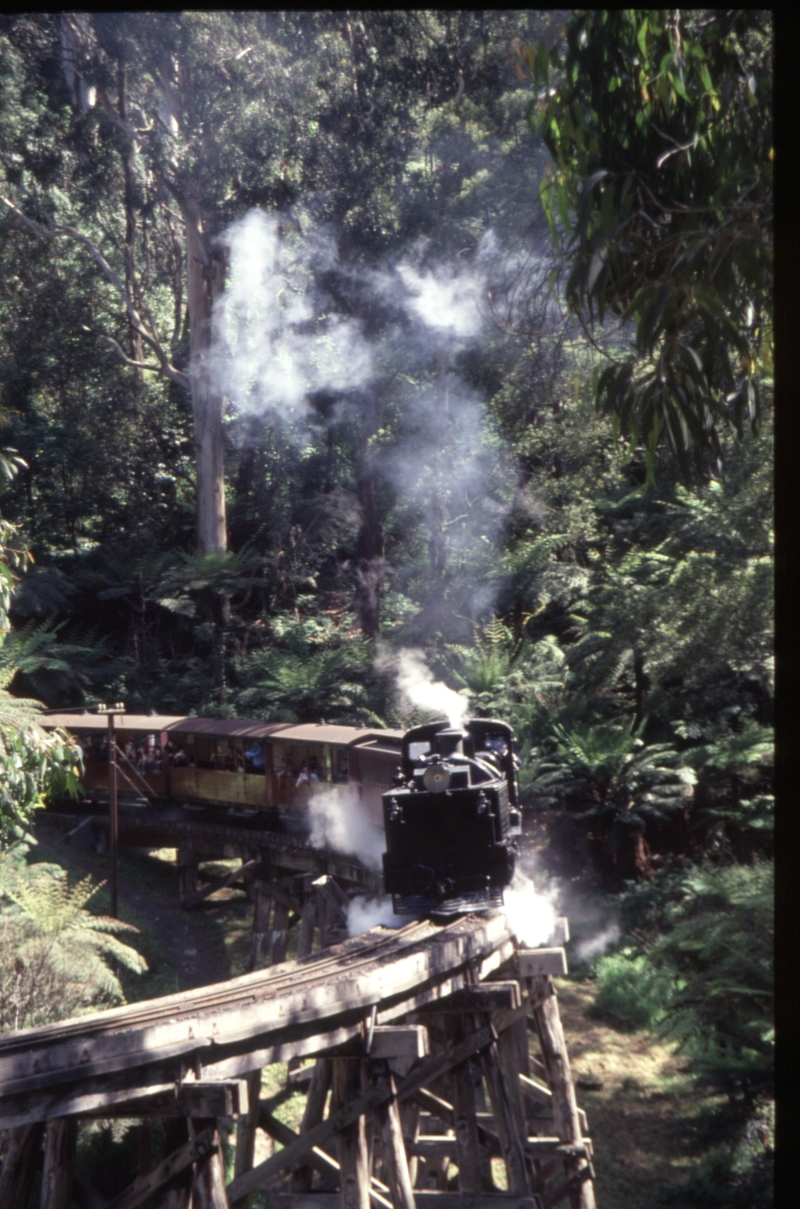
[586,948,669,1030]
[653,859,773,1101]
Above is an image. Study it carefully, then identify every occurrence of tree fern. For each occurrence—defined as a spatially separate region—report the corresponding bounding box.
[0,849,147,1030]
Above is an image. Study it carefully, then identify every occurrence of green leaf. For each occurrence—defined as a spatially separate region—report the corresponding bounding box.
[636,17,649,59]
[536,39,550,84]
[587,249,606,293]
[577,170,608,240]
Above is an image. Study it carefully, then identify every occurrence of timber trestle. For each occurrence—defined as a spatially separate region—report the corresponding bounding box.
[0,911,595,1209]
[47,808,380,898]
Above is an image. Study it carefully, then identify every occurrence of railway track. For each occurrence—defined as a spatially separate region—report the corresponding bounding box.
[0,911,516,1130]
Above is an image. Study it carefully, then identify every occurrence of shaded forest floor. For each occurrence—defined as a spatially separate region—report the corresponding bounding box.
[555,980,724,1208]
[31,815,724,1208]
[32,814,259,998]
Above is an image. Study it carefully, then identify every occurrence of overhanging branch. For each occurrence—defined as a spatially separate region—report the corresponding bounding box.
[1,196,190,391]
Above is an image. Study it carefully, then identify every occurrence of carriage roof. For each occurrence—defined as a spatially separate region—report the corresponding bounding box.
[41,713,403,748]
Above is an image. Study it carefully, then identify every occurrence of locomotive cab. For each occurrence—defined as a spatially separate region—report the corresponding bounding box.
[382,718,521,915]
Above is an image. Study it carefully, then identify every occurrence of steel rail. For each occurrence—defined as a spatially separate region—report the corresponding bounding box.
[0,919,436,1054]
[0,913,516,1130]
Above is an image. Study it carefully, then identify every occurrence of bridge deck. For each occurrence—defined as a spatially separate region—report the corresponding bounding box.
[46,806,379,889]
[0,912,515,1130]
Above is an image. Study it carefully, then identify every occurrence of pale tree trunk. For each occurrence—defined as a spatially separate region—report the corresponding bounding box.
[183,196,227,556]
[355,471,384,641]
[117,60,144,368]
[354,394,384,641]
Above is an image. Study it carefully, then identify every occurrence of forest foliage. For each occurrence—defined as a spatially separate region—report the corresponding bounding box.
[0,10,772,1200]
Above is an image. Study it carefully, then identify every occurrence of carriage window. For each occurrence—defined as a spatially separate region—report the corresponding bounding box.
[195,735,215,769]
[408,741,431,763]
[332,747,349,782]
[484,735,509,757]
[217,739,237,771]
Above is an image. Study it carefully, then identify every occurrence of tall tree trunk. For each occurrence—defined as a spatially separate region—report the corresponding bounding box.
[117,60,144,367]
[355,471,384,641]
[183,196,227,556]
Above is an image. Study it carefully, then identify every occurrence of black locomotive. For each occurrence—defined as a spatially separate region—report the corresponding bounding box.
[381,718,522,915]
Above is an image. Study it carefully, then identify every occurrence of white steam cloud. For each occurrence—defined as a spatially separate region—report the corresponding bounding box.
[394,229,497,339]
[212,207,522,627]
[376,646,469,729]
[502,866,558,949]
[347,895,406,937]
[307,785,385,873]
[575,923,621,964]
[214,210,373,423]
[397,263,483,339]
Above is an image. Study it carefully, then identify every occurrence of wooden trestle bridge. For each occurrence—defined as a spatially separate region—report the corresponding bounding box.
[0,876,597,1209]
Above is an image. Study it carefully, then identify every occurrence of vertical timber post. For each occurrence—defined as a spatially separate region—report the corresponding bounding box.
[444,1014,485,1194]
[108,712,118,918]
[531,975,596,1209]
[372,1061,416,1209]
[496,1016,530,1159]
[316,879,333,949]
[232,1067,262,1209]
[161,1118,193,1209]
[332,1058,371,1209]
[0,1122,44,1209]
[234,858,275,1203]
[270,878,291,966]
[291,1057,333,1193]
[248,873,273,971]
[40,1117,77,1209]
[297,886,317,959]
[478,1022,532,1197]
[191,1118,228,1209]
[177,841,198,905]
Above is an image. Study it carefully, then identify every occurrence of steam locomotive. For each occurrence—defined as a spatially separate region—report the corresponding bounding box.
[43,710,522,918]
[382,718,521,915]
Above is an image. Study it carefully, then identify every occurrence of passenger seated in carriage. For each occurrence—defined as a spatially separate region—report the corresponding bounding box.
[245,743,266,773]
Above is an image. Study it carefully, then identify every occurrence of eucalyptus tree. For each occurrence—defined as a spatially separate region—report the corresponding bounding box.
[524,10,773,478]
[2,12,322,556]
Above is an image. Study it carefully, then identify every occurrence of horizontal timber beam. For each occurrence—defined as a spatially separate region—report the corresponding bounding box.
[413,982,521,1014]
[516,949,568,978]
[406,1135,592,1160]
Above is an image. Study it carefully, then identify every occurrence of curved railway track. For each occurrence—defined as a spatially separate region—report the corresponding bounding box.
[0,912,516,1130]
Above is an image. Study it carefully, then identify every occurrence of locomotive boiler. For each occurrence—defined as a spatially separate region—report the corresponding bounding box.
[381,718,522,915]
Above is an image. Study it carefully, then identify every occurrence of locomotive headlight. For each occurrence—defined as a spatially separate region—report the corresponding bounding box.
[422,763,451,793]
[476,791,488,816]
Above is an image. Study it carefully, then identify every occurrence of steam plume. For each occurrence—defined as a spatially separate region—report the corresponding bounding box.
[575,924,621,964]
[214,210,373,423]
[394,229,498,339]
[502,866,558,949]
[376,646,469,729]
[307,785,385,873]
[347,895,406,937]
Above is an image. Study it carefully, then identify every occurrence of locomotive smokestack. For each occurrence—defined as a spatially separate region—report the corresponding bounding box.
[434,728,466,759]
